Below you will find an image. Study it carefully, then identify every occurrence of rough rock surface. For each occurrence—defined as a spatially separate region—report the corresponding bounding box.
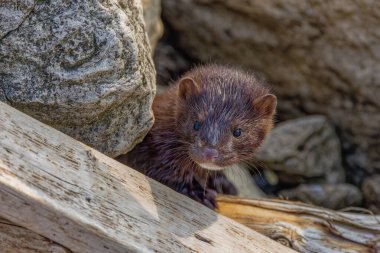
[162,0,380,171]
[255,116,344,183]
[362,175,380,214]
[0,0,155,157]
[154,41,191,86]
[141,0,163,50]
[279,183,362,210]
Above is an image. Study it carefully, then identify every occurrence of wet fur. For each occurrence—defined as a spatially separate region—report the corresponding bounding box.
[117,64,276,208]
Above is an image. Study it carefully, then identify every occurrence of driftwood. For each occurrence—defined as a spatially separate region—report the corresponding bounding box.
[0,101,293,253]
[216,196,380,253]
[0,217,72,253]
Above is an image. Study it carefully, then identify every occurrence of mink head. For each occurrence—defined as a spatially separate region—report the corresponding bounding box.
[175,65,277,171]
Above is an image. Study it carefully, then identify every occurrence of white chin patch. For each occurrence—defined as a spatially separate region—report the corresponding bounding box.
[197,163,225,171]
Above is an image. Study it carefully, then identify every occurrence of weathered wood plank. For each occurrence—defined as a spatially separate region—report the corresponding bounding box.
[217,196,380,253]
[0,217,72,253]
[0,102,294,253]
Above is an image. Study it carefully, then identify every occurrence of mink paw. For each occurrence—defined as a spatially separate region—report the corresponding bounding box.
[176,173,237,209]
[177,183,218,209]
[190,187,218,209]
[208,173,238,195]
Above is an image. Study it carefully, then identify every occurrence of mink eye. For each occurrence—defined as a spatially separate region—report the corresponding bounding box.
[193,121,201,131]
[233,128,242,138]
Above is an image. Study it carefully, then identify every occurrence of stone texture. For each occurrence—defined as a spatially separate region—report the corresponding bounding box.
[255,116,344,183]
[362,175,380,214]
[141,0,163,50]
[279,183,362,210]
[162,0,380,171]
[0,0,155,157]
[154,41,191,86]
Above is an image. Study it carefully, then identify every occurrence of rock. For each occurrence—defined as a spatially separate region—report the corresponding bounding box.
[279,183,362,210]
[0,0,34,39]
[255,116,344,183]
[362,175,380,214]
[141,0,163,50]
[154,41,191,86]
[162,0,380,172]
[0,0,155,157]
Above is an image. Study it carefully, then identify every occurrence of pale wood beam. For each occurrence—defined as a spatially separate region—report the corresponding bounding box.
[0,102,293,253]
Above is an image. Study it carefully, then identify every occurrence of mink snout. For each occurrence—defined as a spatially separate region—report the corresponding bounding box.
[192,146,219,162]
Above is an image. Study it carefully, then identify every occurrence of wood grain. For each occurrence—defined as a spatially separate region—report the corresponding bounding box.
[217,196,380,253]
[0,101,294,253]
[0,217,72,253]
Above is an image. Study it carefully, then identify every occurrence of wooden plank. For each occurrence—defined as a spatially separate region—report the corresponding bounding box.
[0,217,72,253]
[217,196,380,253]
[0,102,294,253]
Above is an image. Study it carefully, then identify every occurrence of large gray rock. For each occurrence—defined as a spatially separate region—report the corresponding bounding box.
[362,175,380,214]
[279,183,362,210]
[162,0,380,172]
[154,41,191,86]
[141,0,163,50]
[255,116,344,183]
[0,0,155,157]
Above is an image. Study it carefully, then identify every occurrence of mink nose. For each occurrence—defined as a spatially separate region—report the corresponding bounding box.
[202,147,219,161]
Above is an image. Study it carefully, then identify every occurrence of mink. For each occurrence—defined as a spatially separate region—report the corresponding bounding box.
[117,64,277,209]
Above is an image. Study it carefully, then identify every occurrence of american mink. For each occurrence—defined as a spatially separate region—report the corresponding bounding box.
[117,64,277,209]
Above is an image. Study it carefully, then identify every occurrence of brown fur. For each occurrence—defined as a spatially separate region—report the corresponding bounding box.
[117,64,277,208]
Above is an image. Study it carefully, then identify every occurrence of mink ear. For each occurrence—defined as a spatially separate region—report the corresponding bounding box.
[252,94,277,118]
[178,77,200,100]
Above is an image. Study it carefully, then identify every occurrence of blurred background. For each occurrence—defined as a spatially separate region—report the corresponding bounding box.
[145,0,380,213]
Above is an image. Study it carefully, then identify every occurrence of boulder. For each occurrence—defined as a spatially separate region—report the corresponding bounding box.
[141,0,163,50]
[0,0,155,157]
[279,183,362,210]
[255,116,345,183]
[154,41,191,86]
[162,0,380,172]
[362,175,380,214]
